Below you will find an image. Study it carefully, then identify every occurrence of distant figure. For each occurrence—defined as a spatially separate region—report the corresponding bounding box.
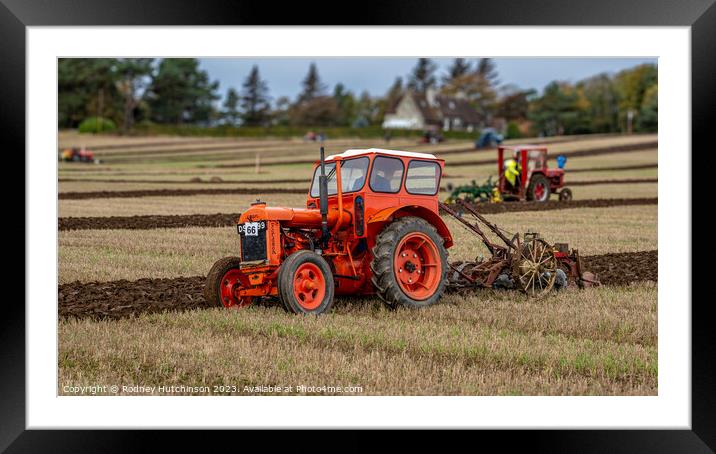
[475,128,504,149]
[317,131,326,143]
[556,155,567,169]
[384,131,391,145]
[304,131,317,142]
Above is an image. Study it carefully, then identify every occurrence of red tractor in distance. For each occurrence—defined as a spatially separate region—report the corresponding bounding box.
[205,148,453,314]
[497,145,572,202]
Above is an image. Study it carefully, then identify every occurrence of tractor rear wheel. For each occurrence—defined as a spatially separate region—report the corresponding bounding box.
[527,174,551,202]
[278,250,335,315]
[370,216,448,309]
[204,256,254,309]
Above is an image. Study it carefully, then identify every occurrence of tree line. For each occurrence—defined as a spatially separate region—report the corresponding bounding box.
[58,58,657,135]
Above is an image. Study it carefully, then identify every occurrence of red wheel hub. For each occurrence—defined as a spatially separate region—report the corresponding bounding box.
[293,262,326,310]
[393,232,441,300]
[534,182,546,200]
[220,269,252,309]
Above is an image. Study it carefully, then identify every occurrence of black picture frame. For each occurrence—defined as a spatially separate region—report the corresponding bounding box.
[3,0,709,451]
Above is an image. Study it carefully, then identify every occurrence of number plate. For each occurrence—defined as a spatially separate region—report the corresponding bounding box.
[237,221,266,236]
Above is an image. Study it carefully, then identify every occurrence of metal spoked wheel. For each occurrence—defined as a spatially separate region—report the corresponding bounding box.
[512,238,558,297]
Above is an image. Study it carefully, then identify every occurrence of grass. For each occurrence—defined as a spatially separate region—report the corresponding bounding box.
[58,283,657,396]
[58,204,657,283]
[56,132,659,397]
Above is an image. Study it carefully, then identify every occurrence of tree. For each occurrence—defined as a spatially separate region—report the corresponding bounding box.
[614,63,657,132]
[297,63,326,104]
[288,96,340,126]
[222,88,240,126]
[496,85,535,121]
[475,58,499,85]
[443,58,471,84]
[58,58,123,129]
[578,73,620,133]
[637,83,658,132]
[114,58,153,133]
[272,96,292,126]
[333,83,357,126]
[441,72,497,124]
[528,81,590,136]
[440,58,500,125]
[239,66,271,126]
[385,77,403,107]
[353,91,377,127]
[407,58,437,94]
[147,58,219,125]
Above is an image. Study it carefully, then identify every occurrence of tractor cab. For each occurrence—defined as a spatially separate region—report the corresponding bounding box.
[497,145,571,202]
[306,148,449,243]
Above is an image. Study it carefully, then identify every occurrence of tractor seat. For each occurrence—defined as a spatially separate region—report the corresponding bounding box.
[372,175,393,192]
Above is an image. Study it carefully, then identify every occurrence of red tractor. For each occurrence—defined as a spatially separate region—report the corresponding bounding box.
[60,147,98,164]
[206,148,452,314]
[205,147,594,315]
[497,145,572,202]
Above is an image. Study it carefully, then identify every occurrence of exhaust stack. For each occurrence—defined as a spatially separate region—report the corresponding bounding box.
[319,146,330,246]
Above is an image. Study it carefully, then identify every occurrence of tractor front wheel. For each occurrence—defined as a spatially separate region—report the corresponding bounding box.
[370,216,448,309]
[559,188,573,201]
[527,174,551,202]
[278,250,335,315]
[204,256,254,309]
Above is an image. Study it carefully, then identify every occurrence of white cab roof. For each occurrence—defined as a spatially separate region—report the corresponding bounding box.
[326,148,438,160]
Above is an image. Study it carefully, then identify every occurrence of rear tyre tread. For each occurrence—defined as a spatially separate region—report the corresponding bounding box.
[370,216,448,309]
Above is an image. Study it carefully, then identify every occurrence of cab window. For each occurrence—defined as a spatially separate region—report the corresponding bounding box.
[405,160,441,195]
[369,156,404,193]
[309,157,369,197]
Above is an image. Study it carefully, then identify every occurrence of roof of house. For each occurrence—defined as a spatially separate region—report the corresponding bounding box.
[386,90,483,125]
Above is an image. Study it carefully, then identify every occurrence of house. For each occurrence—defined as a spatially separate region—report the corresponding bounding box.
[382,88,483,132]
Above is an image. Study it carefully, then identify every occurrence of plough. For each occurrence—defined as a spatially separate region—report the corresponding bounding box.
[440,199,599,297]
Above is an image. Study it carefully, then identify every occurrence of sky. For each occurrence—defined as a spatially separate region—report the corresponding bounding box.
[199,57,657,104]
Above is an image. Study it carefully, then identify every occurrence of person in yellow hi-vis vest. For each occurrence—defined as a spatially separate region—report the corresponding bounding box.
[504,158,521,191]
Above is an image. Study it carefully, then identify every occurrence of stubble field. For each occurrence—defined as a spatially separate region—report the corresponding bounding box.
[57,132,658,396]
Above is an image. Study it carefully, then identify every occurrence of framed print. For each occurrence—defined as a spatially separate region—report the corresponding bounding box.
[4,0,711,450]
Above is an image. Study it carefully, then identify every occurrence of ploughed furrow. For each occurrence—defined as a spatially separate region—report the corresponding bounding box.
[446,141,657,167]
[210,141,657,169]
[58,251,657,320]
[568,178,657,186]
[59,198,657,231]
[59,213,241,230]
[59,187,308,200]
[58,177,309,185]
[59,177,654,200]
[569,163,657,173]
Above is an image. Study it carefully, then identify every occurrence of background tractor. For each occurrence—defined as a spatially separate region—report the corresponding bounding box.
[60,147,98,164]
[497,145,572,202]
[205,147,593,315]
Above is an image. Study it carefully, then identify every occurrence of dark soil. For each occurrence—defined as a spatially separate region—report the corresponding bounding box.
[447,198,657,215]
[59,187,307,200]
[446,141,657,168]
[568,178,657,186]
[59,198,657,231]
[58,177,308,185]
[583,250,658,286]
[58,250,657,320]
[569,163,657,173]
[59,276,211,320]
[59,213,242,230]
